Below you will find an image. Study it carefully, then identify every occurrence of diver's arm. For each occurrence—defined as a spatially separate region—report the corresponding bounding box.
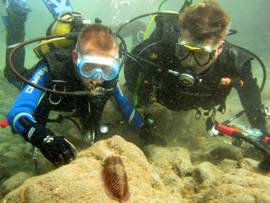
[112,83,144,129]
[7,63,77,166]
[42,0,73,19]
[237,60,267,132]
[4,0,31,89]
[7,63,49,135]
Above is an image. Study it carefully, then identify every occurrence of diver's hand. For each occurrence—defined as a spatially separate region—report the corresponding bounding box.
[25,124,77,166]
[205,117,220,136]
[137,115,155,141]
[137,124,154,144]
[137,124,166,146]
[258,135,270,172]
[137,117,166,145]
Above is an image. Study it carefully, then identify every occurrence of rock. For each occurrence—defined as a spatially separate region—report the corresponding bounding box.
[192,162,223,184]
[144,145,270,203]
[208,145,243,163]
[146,146,193,178]
[218,159,239,172]
[239,158,259,171]
[0,164,9,183]
[2,135,178,203]
[198,184,259,203]
[145,146,193,201]
[197,168,270,202]
[1,172,34,197]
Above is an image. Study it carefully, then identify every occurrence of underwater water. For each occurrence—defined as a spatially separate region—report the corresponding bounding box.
[1,0,270,201]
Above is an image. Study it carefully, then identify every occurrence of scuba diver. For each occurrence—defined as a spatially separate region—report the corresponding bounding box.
[7,12,146,167]
[2,0,72,89]
[123,0,270,170]
[1,0,146,89]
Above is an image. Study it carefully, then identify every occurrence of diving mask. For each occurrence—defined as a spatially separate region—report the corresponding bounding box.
[76,54,120,81]
[175,40,216,66]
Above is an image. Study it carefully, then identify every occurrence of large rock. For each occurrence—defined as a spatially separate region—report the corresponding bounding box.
[2,135,270,203]
[145,145,270,203]
[2,135,178,203]
[145,146,193,201]
[192,162,223,185]
[1,172,34,197]
[188,162,270,202]
[0,135,53,198]
[192,168,270,203]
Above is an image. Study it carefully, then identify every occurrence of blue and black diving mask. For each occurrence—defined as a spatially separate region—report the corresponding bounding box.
[76,54,120,82]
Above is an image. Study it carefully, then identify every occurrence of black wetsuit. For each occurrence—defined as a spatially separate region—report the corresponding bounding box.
[124,15,267,132]
[8,46,144,140]
[3,0,30,88]
[34,48,117,134]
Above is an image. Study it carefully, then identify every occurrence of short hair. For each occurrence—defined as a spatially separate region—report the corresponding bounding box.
[179,0,230,45]
[76,24,117,54]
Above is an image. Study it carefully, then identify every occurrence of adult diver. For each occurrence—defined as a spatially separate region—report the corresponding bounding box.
[122,0,270,171]
[6,12,148,167]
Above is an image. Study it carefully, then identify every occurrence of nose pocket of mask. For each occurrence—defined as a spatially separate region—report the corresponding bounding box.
[89,69,103,80]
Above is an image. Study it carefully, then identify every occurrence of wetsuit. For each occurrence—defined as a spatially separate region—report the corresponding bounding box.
[124,14,267,132]
[3,0,30,89]
[7,47,144,140]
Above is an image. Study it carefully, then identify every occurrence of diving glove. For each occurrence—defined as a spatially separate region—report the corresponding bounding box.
[258,156,270,172]
[20,118,77,166]
[137,116,166,145]
[137,124,155,144]
[258,139,270,172]
[137,115,155,140]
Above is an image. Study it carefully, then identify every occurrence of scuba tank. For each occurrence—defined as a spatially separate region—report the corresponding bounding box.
[33,12,90,59]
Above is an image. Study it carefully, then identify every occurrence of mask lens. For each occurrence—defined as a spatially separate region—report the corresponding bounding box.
[176,44,216,66]
[175,44,190,60]
[81,63,95,75]
[193,50,213,66]
[78,62,120,81]
[99,64,119,81]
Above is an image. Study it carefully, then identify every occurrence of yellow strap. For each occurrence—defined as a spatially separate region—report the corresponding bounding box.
[33,37,71,58]
[143,15,156,40]
[183,44,202,51]
[143,11,179,40]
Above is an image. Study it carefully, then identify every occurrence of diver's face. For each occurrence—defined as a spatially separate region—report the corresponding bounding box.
[72,40,119,88]
[176,31,224,74]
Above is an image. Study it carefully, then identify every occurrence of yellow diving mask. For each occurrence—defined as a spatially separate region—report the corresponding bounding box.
[175,40,216,66]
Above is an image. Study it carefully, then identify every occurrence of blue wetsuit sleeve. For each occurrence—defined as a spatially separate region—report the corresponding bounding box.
[7,63,49,135]
[42,0,73,18]
[113,83,144,129]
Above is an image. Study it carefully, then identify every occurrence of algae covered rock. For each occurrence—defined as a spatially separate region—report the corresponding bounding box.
[189,163,270,202]
[145,145,193,201]
[2,134,270,203]
[194,168,270,203]
[146,146,193,178]
[1,172,34,197]
[192,162,224,184]
[144,145,270,203]
[2,135,178,203]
